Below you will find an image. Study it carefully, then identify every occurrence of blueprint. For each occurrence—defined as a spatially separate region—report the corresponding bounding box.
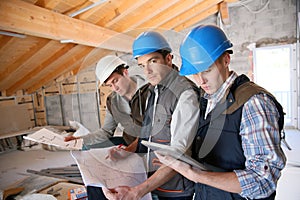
[23,128,83,150]
[71,148,152,200]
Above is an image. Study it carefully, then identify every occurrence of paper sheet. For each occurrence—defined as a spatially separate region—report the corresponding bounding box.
[23,128,83,150]
[71,148,152,200]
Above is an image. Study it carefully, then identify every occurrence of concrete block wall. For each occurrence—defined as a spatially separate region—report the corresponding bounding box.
[205,0,296,76]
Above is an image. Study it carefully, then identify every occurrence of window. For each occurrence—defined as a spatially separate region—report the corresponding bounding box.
[254,44,297,128]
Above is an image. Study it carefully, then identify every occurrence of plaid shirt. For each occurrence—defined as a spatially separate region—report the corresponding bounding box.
[204,72,286,199]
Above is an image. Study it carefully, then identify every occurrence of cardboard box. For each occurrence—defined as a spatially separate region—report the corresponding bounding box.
[68,187,88,200]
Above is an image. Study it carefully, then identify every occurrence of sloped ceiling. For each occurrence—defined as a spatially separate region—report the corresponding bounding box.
[0,0,237,96]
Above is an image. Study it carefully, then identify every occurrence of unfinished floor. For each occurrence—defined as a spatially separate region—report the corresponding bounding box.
[0,129,300,200]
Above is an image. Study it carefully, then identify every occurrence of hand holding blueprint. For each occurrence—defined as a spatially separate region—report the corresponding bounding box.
[23,128,83,150]
[71,148,152,200]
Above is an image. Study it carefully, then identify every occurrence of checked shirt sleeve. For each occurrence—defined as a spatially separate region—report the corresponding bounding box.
[234,93,286,199]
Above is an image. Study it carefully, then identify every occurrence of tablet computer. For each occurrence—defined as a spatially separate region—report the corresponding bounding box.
[141,140,225,172]
[141,140,208,170]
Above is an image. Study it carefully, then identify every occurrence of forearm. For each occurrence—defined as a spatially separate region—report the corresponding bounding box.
[134,165,177,198]
[190,169,242,193]
[82,109,117,145]
[81,128,113,145]
[157,154,242,194]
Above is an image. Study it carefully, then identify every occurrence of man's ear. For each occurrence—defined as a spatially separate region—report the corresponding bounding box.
[166,53,173,66]
[224,52,231,66]
[123,69,129,76]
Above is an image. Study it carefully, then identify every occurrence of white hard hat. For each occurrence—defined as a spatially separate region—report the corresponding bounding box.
[95,55,127,85]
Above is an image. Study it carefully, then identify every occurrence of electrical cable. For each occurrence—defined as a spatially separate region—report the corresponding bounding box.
[239,0,270,14]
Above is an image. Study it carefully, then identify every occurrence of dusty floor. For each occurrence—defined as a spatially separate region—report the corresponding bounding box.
[0,129,299,200]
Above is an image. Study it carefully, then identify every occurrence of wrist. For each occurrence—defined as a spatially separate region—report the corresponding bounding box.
[133,185,146,199]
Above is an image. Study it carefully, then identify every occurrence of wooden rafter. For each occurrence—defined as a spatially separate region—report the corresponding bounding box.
[0,37,50,90]
[174,5,220,31]
[26,45,95,94]
[160,0,222,30]
[219,2,230,24]
[120,0,181,32]
[0,0,240,95]
[6,42,77,95]
[0,0,133,52]
[135,0,200,30]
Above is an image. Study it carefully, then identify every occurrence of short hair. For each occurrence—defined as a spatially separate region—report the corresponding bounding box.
[155,49,172,59]
[104,64,129,84]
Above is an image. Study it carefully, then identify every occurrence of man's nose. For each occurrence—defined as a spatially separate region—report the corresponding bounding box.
[111,83,118,91]
[144,64,152,74]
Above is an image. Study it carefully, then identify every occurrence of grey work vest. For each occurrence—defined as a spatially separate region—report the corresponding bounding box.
[140,69,199,198]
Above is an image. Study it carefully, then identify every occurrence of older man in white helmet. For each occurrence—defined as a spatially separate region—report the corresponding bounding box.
[65,55,148,148]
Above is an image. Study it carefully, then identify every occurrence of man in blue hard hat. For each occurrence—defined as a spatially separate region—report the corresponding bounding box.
[104,31,200,200]
[156,25,287,200]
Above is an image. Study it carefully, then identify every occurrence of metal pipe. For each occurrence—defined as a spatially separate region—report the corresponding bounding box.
[0,31,26,38]
[69,0,107,18]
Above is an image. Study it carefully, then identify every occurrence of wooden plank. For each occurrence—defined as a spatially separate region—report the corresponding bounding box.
[44,84,60,96]
[23,45,111,94]
[61,83,78,94]
[112,0,180,32]
[78,70,96,83]
[0,97,15,107]
[4,41,76,95]
[220,2,230,25]
[27,169,84,184]
[160,0,222,30]
[136,0,200,30]
[16,95,33,104]
[24,46,94,94]
[0,0,133,52]
[174,5,220,31]
[33,91,44,109]
[74,0,109,21]
[79,82,97,93]
[0,37,49,90]
[104,0,152,28]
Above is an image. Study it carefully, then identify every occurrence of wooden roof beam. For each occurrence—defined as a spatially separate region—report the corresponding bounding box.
[25,46,95,94]
[174,5,219,31]
[0,0,133,53]
[25,48,110,94]
[104,0,152,28]
[136,0,200,30]
[220,2,230,25]
[160,0,223,30]
[0,37,50,90]
[5,42,77,95]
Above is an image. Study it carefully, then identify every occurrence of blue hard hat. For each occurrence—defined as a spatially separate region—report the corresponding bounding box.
[179,25,233,76]
[132,31,172,59]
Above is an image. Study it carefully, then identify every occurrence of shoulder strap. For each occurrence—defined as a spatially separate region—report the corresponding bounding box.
[226,81,284,131]
[226,81,272,114]
[226,80,289,149]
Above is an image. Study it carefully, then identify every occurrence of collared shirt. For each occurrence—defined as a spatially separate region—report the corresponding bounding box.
[204,71,236,119]
[148,85,200,154]
[204,72,286,199]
